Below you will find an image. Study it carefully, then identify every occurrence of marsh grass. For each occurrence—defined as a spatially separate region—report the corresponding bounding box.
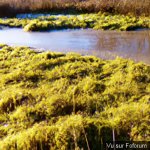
[0,45,150,149]
[0,13,150,31]
[0,0,150,17]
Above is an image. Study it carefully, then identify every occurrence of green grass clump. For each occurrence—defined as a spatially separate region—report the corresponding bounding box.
[0,12,150,31]
[0,45,150,149]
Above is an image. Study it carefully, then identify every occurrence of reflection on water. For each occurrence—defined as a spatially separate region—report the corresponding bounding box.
[16,13,67,19]
[0,28,150,64]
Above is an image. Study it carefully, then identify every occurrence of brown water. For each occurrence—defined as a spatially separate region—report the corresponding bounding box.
[0,28,150,64]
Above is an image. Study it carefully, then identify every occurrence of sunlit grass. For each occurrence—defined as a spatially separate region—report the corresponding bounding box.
[0,44,149,149]
[0,12,150,31]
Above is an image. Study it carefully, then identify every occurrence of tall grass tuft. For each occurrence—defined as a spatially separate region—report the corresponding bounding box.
[0,0,150,17]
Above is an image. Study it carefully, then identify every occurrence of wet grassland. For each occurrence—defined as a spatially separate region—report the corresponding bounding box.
[0,44,149,149]
[0,12,150,31]
[0,8,150,150]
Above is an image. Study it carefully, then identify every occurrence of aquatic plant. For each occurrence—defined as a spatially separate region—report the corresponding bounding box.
[0,45,149,149]
[0,13,150,31]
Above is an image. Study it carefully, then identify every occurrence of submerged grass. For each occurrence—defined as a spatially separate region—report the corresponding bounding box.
[0,12,150,31]
[0,44,149,149]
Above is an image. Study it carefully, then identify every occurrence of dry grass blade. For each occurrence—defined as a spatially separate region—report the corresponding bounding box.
[0,0,150,17]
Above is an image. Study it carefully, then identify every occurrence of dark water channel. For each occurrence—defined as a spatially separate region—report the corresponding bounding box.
[0,27,150,64]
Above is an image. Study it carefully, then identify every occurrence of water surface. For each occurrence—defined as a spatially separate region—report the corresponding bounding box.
[16,13,68,19]
[0,28,150,64]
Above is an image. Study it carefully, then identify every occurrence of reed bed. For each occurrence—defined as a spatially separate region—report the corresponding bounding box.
[0,0,150,17]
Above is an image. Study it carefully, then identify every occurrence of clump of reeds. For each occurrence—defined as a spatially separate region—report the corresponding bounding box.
[0,0,150,17]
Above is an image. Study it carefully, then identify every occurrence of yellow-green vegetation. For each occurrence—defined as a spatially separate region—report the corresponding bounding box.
[0,44,150,149]
[0,12,150,31]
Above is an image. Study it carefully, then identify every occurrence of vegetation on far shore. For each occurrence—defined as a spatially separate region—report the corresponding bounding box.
[0,12,150,31]
[0,0,150,17]
[0,44,149,149]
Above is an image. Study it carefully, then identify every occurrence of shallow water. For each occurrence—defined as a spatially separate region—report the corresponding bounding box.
[0,28,150,64]
[16,13,70,19]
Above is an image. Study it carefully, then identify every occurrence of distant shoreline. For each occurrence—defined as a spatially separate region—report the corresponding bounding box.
[0,0,150,18]
[0,13,150,31]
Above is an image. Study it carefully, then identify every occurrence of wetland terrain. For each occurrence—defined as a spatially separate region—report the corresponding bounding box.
[0,44,149,149]
[0,1,150,149]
